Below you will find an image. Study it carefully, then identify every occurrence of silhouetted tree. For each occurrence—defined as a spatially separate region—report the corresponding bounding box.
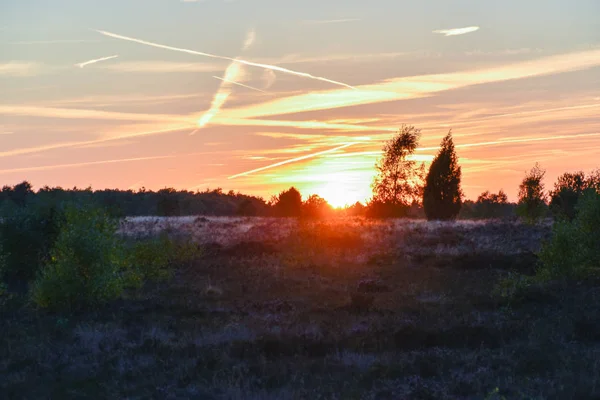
[423,131,463,220]
[517,163,548,222]
[236,199,258,216]
[9,181,34,207]
[346,201,366,217]
[156,188,180,216]
[371,125,425,216]
[463,189,515,219]
[549,171,588,220]
[273,187,303,217]
[302,194,332,219]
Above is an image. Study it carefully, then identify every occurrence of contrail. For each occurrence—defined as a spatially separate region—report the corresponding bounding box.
[95,29,356,89]
[196,60,242,131]
[195,29,256,132]
[212,76,267,93]
[228,142,359,179]
[416,132,600,151]
[433,26,480,37]
[75,55,119,68]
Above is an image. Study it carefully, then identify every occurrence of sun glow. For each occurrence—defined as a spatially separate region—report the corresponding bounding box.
[309,181,371,208]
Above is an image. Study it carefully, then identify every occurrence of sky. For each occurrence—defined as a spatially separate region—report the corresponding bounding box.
[1,0,599,207]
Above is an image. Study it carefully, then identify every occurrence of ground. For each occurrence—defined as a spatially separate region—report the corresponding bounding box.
[2,217,600,399]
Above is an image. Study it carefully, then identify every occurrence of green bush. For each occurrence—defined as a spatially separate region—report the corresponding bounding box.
[30,205,125,311]
[0,202,64,283]
[123,233,202,289]
[537,190,600,280]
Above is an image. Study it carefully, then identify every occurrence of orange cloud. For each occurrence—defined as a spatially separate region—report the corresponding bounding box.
[217,49,600,120]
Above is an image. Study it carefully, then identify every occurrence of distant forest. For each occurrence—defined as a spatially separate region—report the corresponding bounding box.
[0,180,516,219]
[2,127,596,221]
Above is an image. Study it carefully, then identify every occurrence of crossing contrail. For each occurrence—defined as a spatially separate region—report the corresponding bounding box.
[75,55,119,68]
[95,29,356,89]
[228,142,359,179]
[212,76,267,93]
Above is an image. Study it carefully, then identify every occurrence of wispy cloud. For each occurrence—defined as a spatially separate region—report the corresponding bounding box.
[301,18,360,25]
[197,61,241,129]
[243,29,256,50]
[0,105,186,123]
[96,29,356,89]
[433,26,480,36]
[195,28,256,130]
[101,61,224,73]
[0,155,177,175]
[216,48,600,120]
[262,69,277,89]
[75,55,119,68]
[417,132,600,151]
[229,142,360,179]
[0,62,42,77]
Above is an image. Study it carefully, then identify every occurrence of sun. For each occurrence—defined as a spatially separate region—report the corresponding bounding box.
[311,182,369,209]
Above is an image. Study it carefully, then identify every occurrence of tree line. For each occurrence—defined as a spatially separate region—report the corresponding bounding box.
[1,125,598,220]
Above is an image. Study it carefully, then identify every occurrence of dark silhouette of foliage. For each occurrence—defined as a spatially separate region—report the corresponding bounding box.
[371,125,425,214]
[539,190,600,280]
[0,183,268,217]
[236,199,258,216]
[460,189,515,219]
[302,194,332,219]
[423,131,463,220]
[0,201,65,285]
[346,201,366,217]
[1,181,33,208]
[516,163,548,222]
[549,171,598,220]
[365,199,410,218]
[273,187,303,217]
[157,188,181,216]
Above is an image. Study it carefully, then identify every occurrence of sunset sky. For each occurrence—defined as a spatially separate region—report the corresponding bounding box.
[1,0,599,207]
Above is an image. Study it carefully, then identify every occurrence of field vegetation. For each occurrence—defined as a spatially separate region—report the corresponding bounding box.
[1,126,599,398]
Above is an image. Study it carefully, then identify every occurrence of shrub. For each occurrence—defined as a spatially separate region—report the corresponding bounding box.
[537,190,600,280]
[302,194,333,219]
[516,163,548,223]
[30,205,125,311]
[273,187,303,217]
[123,233,202,289]
[0,201,64,284]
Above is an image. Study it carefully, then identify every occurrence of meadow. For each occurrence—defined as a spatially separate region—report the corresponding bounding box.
[2,216,599,399]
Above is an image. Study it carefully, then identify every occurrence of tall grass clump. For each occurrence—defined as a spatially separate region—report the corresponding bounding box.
[30,205,125,311]
[537,190,600,280]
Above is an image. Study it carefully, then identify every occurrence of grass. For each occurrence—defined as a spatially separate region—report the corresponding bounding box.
[2,217,599,399]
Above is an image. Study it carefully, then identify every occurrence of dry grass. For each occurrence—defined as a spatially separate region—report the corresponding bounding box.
[2,217,599,399]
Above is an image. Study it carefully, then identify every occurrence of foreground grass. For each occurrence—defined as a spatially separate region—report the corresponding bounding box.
[2,218,599,399]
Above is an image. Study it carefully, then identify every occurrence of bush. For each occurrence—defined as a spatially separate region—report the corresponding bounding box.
[30,205,125,311]
[537,190,600,280]
[273,187,303,217]
[516,163,548,223]
[0,201,64,284]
